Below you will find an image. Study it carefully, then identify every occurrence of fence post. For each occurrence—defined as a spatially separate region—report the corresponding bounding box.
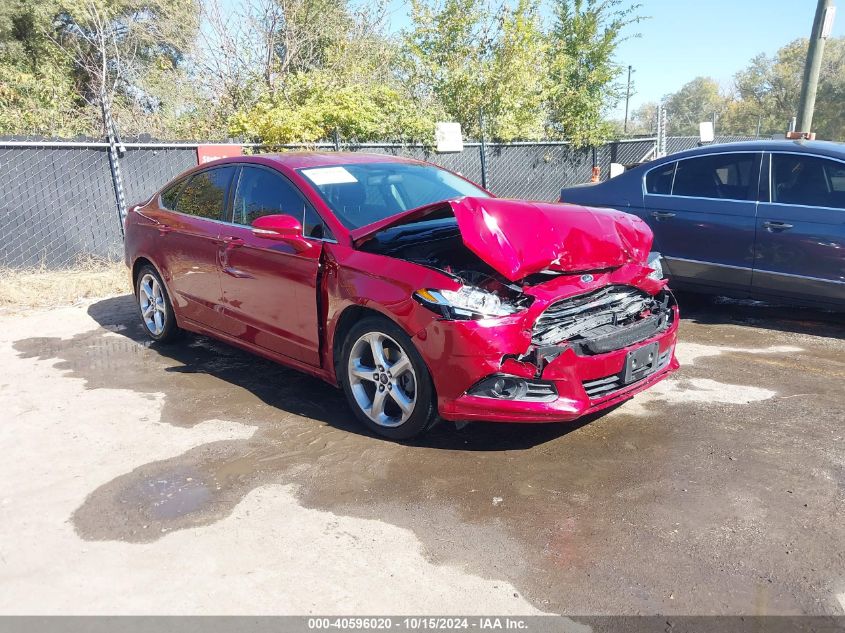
[100,89,126,239]
[478,109,489,190]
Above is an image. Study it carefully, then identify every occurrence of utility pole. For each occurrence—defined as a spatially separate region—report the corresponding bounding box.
[623,66,632,134]
[796,0,836,136]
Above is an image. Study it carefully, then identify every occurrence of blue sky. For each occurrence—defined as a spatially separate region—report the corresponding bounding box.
[385,0,845,116]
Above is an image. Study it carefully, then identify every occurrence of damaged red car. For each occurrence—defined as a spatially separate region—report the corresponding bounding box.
[124,153,679,439]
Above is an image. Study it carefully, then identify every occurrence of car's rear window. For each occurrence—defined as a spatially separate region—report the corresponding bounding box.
[298,162,488,229]
[645,162,675,195]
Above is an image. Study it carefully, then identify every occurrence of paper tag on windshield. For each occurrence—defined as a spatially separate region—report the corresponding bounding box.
[301,166,357,185]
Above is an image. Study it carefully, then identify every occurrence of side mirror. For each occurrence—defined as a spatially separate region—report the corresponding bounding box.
[250,214,311,251]
[251,214,302,239]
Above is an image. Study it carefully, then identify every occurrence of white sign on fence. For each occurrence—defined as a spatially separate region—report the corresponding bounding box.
[609,162,626,178]
[435,122,463,153]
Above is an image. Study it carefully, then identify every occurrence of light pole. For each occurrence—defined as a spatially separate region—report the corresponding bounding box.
[795,0,836,136]
[623,65,632,134]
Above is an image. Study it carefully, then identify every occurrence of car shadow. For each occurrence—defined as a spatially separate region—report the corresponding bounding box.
[84,294,601,451]
[673,291,844,340]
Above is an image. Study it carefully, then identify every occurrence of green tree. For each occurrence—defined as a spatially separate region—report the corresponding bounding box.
[545,0,642,146]
[720,37,845,140]
[230,70,438,144]
[52,0,200,133]
[403,0,495,139]
[616,99,656,136]
[228,0,438,144]
[662,76,728,136]
[487,0,547,140]
[403,0,549,141]
[0,0,88,135]
[0,0,200,137]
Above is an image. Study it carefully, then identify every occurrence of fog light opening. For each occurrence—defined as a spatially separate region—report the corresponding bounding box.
[469,375,529,400]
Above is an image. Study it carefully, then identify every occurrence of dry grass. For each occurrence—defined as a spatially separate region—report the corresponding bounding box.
[0,256,129,312]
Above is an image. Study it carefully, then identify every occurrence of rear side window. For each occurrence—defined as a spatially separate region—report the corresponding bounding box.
[160,178,187,210]
[772,154,845,209]
[175,167,236,220]
[672,154,756,201]
[645,162,675,194]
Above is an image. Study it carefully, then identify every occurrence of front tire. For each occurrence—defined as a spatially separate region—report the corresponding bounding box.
[340,316,438,440]
[135,265,181,343]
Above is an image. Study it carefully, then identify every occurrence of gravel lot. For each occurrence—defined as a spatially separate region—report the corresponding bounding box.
[0,292,842,615]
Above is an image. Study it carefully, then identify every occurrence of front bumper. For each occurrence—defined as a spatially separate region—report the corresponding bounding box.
[416,301,680,424]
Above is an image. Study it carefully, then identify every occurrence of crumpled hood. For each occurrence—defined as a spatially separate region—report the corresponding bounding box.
[351,196,653,282]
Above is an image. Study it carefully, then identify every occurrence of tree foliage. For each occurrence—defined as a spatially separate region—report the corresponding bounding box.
[403,0,640,145]
[0,0,200,137]
[0,0,88,135]
[223,0,440,144]
[662,76,727,136]
[657,37,845,140]
[5,0,845,145]
[545,0,642,145]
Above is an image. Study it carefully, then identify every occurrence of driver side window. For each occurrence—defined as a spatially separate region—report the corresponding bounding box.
[232,166,334,239]
[232,166,305,226]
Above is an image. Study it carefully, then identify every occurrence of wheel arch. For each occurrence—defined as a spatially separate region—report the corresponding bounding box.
[131,256,156,288]
[329,303,436,389]
[331,305,387,384]
[131,256,182,327]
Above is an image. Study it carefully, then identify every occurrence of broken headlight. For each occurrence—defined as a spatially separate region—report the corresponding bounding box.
[647,251,664,280]
[414,286,522,319]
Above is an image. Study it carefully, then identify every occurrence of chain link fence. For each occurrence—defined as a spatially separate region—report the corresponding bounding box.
[0,136,749,269]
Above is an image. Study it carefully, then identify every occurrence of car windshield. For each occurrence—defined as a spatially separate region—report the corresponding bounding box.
[297,162,489,229]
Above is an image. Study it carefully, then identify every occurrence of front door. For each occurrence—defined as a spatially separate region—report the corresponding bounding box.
[217,165,326,366]
[642,152,761,293]
[753,152,845,304]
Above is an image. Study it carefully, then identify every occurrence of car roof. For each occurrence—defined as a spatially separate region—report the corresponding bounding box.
[258,152,426,170]
[662,139,845,162]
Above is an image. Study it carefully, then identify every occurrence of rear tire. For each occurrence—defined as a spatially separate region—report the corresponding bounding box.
[340,316,438,440]
[135,265,181,343]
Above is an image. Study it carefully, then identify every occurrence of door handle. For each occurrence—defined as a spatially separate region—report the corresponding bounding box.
[651,211,676,220]
[223,236,245,248]
[762,221,794,231]
[157,224,172,234]
[222,267,254,279]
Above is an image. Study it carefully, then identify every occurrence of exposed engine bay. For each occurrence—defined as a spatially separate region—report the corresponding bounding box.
[361,216,675,355]
[360,217,536,309]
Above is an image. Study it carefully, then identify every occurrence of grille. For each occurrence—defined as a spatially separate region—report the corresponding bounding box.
[582,348,673,399]
[532,285,654,347]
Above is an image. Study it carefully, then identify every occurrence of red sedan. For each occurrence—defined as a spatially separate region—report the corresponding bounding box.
[124,153,679,439]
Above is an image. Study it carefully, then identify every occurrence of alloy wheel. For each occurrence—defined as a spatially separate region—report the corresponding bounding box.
[347,331,417,428]
[138,272,167,336]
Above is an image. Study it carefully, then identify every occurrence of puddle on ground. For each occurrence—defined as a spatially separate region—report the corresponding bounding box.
[11,293,845,614]
[133,469,214,520]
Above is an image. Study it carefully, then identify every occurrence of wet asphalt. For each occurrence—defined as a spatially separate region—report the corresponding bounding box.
[10,292,845,615]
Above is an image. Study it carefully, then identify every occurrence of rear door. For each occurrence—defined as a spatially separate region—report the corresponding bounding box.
[155,166,236,328]
[642,152,761,292]
[217,165,332,366]
[752,152,845,304]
